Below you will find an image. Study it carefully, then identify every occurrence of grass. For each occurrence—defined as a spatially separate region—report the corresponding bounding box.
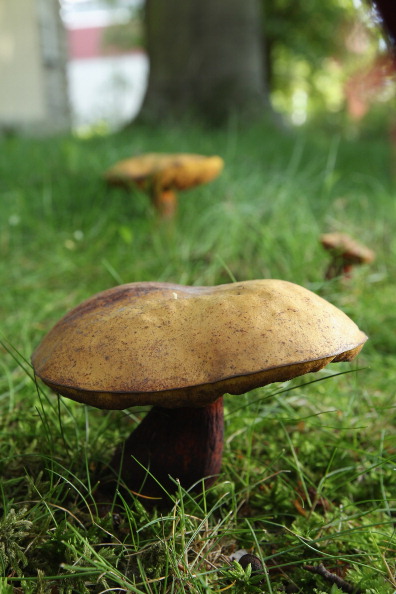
[1,116,396,592]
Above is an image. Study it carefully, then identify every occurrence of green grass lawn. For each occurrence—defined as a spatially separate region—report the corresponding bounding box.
[1,118,395,593]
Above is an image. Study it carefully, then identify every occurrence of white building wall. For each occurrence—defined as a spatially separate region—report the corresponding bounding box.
[0,0,70,134]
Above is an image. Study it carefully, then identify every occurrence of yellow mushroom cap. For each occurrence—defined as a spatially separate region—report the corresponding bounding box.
[31,280,367,410]
[104,153,224,192]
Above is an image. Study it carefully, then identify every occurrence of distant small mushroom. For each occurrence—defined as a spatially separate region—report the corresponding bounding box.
[320,232,375,280]
[31,279,367,503]
[104,152,224,219]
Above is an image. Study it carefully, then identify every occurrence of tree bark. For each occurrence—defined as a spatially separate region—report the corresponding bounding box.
[373,0,396,49]
[139,0,270,125]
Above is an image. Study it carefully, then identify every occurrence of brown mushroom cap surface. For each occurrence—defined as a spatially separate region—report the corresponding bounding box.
[104,153,224,192]
[32,280,367,410]
[320,232,375,264]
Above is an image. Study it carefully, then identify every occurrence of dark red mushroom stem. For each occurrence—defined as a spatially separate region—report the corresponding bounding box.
[325,256,354,280]
[108,397,224,501]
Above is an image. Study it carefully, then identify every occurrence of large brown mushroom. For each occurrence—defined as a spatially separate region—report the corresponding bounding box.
[320,232,375,280]
[104,153,224,219]
[31,280,367,502]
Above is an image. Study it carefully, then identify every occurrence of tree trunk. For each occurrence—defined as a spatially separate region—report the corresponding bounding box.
[139,0,270,124]
[373,0,396,49]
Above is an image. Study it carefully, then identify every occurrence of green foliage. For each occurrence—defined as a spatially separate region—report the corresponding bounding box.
[0,509,32,577]
[264,0,392,123]
[264,0,352,69]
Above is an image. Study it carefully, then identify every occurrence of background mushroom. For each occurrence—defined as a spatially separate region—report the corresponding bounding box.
[320,232,375,280]
[31,279,367,502]
[104,153,224,219]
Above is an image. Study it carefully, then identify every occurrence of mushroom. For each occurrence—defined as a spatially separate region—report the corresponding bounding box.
[104,153,224,219]
[31,279,367,502]
[320,232,375,280]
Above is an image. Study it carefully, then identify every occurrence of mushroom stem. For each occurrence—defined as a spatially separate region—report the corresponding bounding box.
[151,186,178,219]
[325,258,354,280]
[109,397,224,500]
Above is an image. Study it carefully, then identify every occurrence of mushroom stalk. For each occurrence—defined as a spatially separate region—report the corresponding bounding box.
[325,258,353,280]
[109,397,224,500]
[151,187,177,220]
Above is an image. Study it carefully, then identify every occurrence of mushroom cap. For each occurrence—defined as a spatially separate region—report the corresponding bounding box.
[320,232,375,264]
[31,280,367,410]
[104,153,224,192]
